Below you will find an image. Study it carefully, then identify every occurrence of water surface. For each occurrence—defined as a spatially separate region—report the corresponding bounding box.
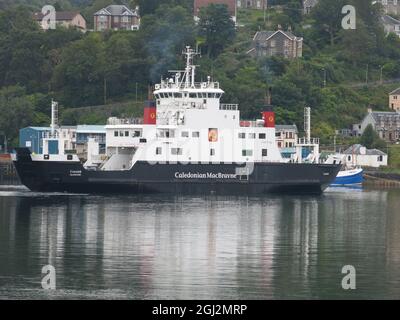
[1,185,400,299]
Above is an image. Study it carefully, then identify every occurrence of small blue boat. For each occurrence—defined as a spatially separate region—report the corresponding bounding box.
[332,168,364,186]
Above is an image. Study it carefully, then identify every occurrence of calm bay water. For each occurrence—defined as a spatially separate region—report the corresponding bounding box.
[1,184,400,300]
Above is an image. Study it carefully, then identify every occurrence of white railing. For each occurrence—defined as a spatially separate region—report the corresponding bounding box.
[107,117,143,125]
[43,132,59,139]
[158,82,220,90]
[297,137,320,145]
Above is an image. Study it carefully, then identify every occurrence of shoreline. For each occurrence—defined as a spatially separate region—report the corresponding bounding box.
[364,170,400,187]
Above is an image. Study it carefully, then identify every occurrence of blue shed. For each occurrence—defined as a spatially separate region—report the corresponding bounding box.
[19,127,51,154]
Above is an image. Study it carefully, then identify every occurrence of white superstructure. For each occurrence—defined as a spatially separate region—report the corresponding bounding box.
[103,46,286,171]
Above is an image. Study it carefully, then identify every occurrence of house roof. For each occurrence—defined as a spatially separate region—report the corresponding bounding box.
[94,5,137,17]
[381,15,400,26]
[23,127,51,131]
[33,11,81,21]
[390,87,400,95]
[276,124,298,133]
[343,144,387,156]
[253,29,303,42]
[369,111,400,122]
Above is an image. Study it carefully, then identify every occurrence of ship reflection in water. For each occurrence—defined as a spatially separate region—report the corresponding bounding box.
[1,185,400,299]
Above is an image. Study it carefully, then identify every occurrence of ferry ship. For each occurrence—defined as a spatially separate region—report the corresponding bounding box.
[12,47,341,195]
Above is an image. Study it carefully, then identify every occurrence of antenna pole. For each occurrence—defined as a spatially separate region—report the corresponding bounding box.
[304,107,311,144]
[51,99,59,137]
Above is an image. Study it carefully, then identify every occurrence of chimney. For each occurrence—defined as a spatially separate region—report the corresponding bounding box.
[147,85,153,100]
[268,87,272,105]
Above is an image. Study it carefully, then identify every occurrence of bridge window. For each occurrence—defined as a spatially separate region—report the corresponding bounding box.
[259,133,266,139]
[156,147,162,155]
[238,133,246,139]
[125,131,129,137]
[192,131,200,138]
[181,131,189,138]
[210,149,215,156]
[249,133,256,139]
[114,131,118,137]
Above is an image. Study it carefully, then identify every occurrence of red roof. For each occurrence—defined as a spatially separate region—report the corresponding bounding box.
[194,0,236,16]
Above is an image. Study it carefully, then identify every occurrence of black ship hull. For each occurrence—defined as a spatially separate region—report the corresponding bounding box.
[13,148,341,195]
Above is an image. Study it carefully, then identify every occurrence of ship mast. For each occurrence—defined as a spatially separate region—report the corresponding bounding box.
[183,46,199,88]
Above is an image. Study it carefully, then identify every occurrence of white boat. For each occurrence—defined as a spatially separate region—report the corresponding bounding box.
[332,168,364,186]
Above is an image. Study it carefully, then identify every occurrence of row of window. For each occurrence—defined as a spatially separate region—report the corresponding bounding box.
[277,142,295,148]
[238,133,267,139]
[154,92,223,99]
[158,131,200,138]
[114,130,268,140]
[114,130,141,138]
[155,148,268,157]
[276,132,295,139]
[98,16,130,23]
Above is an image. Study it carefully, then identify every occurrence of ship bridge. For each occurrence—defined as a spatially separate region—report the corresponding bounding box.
[154,47,231,126]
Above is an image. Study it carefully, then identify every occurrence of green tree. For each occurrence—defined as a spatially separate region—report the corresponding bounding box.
[338,19,374,66]
[360,124,386,150]
[198,4,235,58]
[0,86,35,145]
[0,7,44,91]
[141,4,196,81]
[311,0,346,46]
[137,0,192,16]
[52,33,106,107]
[283,0,303,26]
[103,32,148,99]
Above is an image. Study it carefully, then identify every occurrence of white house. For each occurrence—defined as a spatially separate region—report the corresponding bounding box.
[342,144,388,168]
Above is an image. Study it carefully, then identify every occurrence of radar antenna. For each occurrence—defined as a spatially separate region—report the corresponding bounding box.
[182,46,200,88]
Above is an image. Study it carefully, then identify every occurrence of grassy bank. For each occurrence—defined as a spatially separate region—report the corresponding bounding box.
[381,144,400,174]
